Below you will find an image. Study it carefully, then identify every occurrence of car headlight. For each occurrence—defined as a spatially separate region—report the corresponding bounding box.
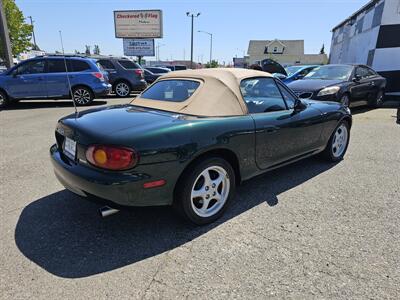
[317,86,340,97]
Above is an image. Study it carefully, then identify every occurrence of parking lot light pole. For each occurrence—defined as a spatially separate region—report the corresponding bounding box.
[186,12,200,69]
[26,16,38,50]
[0,0,13,68]
[156,43,165,62]
[198,30,212,64]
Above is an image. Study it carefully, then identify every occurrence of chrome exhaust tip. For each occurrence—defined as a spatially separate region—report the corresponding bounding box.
[99,206,119,218]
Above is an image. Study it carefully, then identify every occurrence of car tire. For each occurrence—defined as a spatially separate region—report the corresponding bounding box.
[114,81,131,97]
[321,120,350,162]
[340,93,350,108]
[72,86,94,106]
[0,90,10,109]
[174,157,236,225]
[368,89,384,108]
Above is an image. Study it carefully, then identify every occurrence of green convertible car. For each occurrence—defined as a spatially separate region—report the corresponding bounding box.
[50,68,352,225]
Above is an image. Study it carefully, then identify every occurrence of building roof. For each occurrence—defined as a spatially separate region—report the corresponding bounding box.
[247,40,305,55]
[331,0,380,31]
[132,68,272,117]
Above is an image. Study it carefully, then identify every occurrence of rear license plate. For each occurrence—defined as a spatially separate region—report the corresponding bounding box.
[63,137,76,160]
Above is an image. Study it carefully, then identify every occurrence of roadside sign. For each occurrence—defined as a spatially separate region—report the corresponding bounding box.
[123,39,155,56]
[114,10,163,38]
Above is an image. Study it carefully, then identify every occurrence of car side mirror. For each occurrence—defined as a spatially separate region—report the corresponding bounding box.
[294,99,307,111]
[353,74,361,82]
[295,74,304,80]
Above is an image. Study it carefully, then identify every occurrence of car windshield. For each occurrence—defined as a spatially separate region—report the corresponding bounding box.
[139,80,200,102]
[285,66,303,76]
[305,65,352,80]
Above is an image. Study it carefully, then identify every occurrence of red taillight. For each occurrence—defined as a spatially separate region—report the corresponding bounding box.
[92,72,105,82]
[134,69,144,78]
[86,145,138,170]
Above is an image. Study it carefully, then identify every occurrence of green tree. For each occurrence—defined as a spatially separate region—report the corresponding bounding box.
[85,45,91,55]
[205,60,219,68]
[93,45,100,55]
[0,0,33,59]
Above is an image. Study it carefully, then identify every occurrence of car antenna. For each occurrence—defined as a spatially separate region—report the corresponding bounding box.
[59,30,78,117]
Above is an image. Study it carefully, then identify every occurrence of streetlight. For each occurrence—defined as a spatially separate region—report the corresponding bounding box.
[198,30,212,64]
[26,16,38,50]
[156,43,165,62]
[186,12,200,69]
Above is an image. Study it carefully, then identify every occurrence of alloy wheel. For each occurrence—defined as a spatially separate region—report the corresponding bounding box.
[0,94,4,107]
[190,166,230,218]
[331,124,348,158]
[115,82,130,97]
[73,88,91,105]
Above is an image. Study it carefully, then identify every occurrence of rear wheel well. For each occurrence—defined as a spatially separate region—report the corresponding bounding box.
[0,88,8,98]
[113,79,131,90]
[174,148,241,199]
[70,84,94,96]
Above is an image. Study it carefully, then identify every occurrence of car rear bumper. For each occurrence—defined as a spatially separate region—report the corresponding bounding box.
[50,144,175,207]
[93,83,112,97]
[130,80,147,91]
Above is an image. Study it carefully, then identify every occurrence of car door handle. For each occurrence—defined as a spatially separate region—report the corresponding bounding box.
[369,81,375,86]
[263,125,279,133]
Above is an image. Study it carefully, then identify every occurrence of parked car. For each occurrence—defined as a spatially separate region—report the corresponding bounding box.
[260,59,287,75]
[0,55,111,108]
[287,64,386,107]
[95,57,147,97]
[275,65,319,84]
[156,65,187,71]
[50,68,351,225]
[145,67,171,74]
[143,69,161,84]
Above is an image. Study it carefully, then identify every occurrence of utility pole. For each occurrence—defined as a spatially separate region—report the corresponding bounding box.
[198,30,213,64]
[186,12,200,69]
[0,0,13,68]
[27,16,38,50]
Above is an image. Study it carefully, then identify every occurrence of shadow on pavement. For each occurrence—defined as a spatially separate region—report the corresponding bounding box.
[15,157,337,278]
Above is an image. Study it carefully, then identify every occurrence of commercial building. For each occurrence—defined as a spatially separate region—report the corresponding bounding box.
[246,39,328,67]
[329,0,400,99]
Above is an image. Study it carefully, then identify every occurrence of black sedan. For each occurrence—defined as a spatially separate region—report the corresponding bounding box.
[143,69,161,84]
[287,64,386,108]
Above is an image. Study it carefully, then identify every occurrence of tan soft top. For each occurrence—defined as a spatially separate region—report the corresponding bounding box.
[132,68,272,116]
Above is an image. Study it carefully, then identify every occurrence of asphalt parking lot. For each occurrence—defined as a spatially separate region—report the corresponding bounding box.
[0,99,399,299]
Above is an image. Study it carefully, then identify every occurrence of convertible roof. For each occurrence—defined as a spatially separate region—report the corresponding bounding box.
[132,68,272,117]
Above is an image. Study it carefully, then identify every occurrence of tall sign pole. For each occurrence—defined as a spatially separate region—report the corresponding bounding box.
[186,12,200,69]
[0,0,13,68]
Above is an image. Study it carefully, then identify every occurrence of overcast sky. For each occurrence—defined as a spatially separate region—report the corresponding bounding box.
[16,0,367,63]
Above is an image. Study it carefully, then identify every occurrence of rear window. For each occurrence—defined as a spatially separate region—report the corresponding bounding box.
[69,60,91,72]
[141,80,200,102]
[98,59,115,70]
[118,60,141,69]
